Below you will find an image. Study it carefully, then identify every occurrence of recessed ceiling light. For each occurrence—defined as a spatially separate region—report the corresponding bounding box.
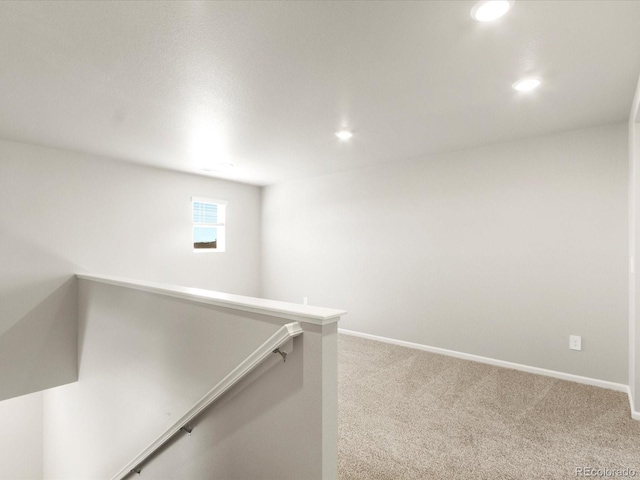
[512,77,542,92]
[471,1,513,22]
[336,129,353,140]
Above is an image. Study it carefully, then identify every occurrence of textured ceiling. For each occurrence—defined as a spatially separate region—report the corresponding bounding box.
[0,1,639,185]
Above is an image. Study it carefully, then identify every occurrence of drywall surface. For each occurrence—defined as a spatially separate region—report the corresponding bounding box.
[43,280,337,479]
[0,391,43,479]
[0,138,261,402]
[628,120,636,413]
[633,120,640,406]
[44,280,280,478]
[116,324,338,480]
[262,123,629,384]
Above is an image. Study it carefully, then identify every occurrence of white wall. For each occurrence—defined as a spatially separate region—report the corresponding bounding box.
[44,280,337,480]
[113,324,339,480]
[0,138,262,478]
[0,392,43,480]
[630,71,640,413]
[0,138,261,296]
[262,123,629,384]
[633,120,640,411]
[0,138,262,402]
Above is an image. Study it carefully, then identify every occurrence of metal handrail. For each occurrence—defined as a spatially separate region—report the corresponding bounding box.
[111,321,303,480]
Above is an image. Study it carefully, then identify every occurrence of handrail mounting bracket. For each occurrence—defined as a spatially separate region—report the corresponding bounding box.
[273,348,287,362]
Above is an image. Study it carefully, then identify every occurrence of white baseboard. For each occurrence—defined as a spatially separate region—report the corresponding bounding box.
[339,328,629,394]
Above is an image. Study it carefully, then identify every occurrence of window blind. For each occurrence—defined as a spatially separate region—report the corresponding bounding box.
[193,202,218,224]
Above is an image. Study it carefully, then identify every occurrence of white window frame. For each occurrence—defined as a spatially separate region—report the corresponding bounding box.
[192,196,227,253]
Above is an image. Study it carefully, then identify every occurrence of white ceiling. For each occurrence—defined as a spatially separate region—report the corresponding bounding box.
[1,1,639,186]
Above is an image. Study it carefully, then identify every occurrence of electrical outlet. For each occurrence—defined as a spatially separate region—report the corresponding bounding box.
[569,335,582,351]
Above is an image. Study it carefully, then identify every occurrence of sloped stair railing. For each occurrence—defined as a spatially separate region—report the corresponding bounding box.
[111,321,303,480]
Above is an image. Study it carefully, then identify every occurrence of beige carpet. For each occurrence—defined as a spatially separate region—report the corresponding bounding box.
[338,334,640,479]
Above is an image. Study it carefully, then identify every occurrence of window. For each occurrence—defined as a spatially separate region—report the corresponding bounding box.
[192,197,226,252]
